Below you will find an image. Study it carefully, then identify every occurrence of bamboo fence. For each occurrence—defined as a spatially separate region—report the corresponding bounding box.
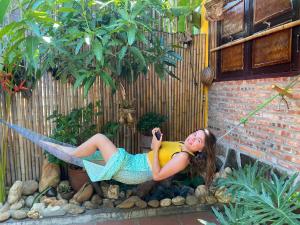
[0,34,206,186]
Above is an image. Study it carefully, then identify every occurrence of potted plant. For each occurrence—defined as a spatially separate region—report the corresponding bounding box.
[47,102,102,191]
[57,181,74,200]
[137,112,167,151]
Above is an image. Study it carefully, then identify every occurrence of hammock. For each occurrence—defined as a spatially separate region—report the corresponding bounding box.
[0,118,84,167]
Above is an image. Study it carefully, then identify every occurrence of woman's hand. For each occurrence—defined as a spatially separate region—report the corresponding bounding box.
[151,127,162,150]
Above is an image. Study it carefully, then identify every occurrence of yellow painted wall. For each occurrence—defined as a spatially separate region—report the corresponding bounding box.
[200,1,209,128]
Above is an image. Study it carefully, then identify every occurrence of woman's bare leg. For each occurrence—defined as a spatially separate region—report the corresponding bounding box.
[70,134,118,162]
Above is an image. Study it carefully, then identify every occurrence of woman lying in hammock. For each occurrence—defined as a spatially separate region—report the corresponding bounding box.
[67,128,217,186]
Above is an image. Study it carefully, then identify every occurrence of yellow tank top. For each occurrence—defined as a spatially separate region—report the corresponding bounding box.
[147,141,183,167]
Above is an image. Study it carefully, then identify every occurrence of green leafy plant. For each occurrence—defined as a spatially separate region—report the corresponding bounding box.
[137,112,167,136]
[101,121,120,140]
[46,101,102,165]
[200,163,300,225]
[57,183,72,194]
[0,0,201,96]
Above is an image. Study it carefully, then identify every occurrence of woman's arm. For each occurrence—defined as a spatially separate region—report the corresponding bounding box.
[152,153,189,181]
[150,128,190,181]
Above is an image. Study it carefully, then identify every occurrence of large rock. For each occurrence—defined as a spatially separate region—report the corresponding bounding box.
[116,196,140,209]
[195,185,208,198]
[186,195,198,205]
[42,205,66,217]
[102,199,114,208]
[10,199,25,210]
[160,198,171,207]
[31,203,46,214]
[11,210,28,220]
[205,196,218,204]
[135,199,147,209]
[72,183,93,203]
[107,185,119,199]
[171,196,185,206]
[39,158,60,192]
[147,200,159,208]
[135,180,156,198]
[215,187,231,203]
[62,204,85,215]
[25,196,35,208]
[0,211,10,222]
[91,194,102,205]
[83,201,98,209]
[22,180,38,195]
[8,181,23,204]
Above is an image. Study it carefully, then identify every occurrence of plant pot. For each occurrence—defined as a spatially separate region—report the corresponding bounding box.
[139,134,152,152]
[59,191,74,200]
[68,166,89,192]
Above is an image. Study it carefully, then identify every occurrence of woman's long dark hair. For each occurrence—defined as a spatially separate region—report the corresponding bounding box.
[188,129,217,186]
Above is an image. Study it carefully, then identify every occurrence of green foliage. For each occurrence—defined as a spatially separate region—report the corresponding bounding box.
[137,112,167,135]
[101,121,120,140]
[208,163,300,225]
[57,183,72,193]
[0,0,197,96]
[0,0,10,23]
[47,101,102,146]
[46,102,101,165]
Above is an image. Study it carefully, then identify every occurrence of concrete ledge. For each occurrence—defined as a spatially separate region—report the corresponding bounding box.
[5,203,221,225]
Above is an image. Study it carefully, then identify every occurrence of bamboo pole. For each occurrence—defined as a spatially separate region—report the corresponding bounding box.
[210,20,300,52]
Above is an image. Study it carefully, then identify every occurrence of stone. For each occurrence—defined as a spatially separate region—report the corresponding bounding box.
[62,204,85,215]
[119,191,125,199]
[135,180,156,198]
[42,205,66,217]
[69,199,80,205]
[11,209,28,220]
[72,183,93,203]
[0,202,10,213]
[195,185,208,198]
[224,167,232,175]
[135,199,147,209]
[199,196,206,204]
[83,201,98,209]
[116,196,140,209]
[147,200,159,208]
[45,187,57,197]
[102,199,114,208]
[160,198,171,207]
[25,196,35,208]
[10,199,25,210]
[107,185,119,199]
[27,210,40,219]
[41,197,57,206]
[39,158,60,192]
[0,211,10,222]
[171,196,185,206]
[22,180,38,195]
[205,196,218,204]
[8,181,23,204]
[186,195,198,205]
[31,203,46,214]
[215,187,231,203]
[126,189,133,198]
[100,182,109,198]
[91,194,102,205]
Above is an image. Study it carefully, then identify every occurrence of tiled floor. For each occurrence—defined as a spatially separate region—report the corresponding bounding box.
[92,211,219,225]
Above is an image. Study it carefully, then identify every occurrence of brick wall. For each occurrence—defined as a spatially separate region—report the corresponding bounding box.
[208,76,300,173]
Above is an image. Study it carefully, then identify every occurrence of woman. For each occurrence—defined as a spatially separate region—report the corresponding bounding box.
[70,128,217,185]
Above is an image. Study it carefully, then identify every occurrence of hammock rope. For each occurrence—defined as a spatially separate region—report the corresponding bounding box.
[0,119,83,167]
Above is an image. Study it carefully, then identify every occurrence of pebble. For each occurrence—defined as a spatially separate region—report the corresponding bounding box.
[160,198,171,207]
[0,211,10,222]
[11,209,28,220]
[147,200,159,208]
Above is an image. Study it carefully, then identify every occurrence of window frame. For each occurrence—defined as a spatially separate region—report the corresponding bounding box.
[215,0,300,82]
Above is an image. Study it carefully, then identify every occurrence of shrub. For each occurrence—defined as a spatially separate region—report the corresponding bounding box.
[137,112,167,136]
